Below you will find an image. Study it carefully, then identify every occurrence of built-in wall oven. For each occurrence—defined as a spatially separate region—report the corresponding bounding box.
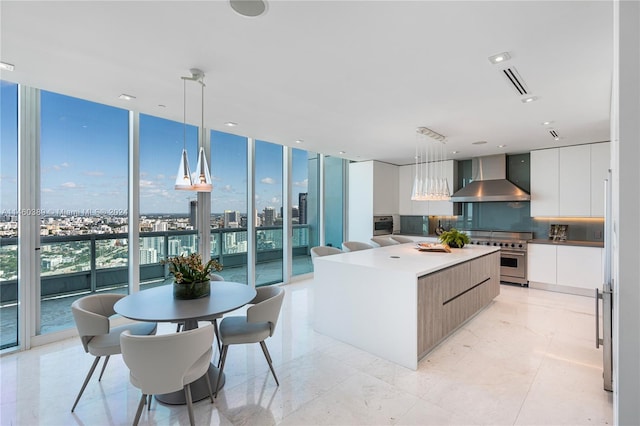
[467,231,532,286]
[373,216,393,236]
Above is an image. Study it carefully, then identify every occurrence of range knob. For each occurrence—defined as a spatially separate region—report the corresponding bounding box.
[519,244,523,248]
[493,242,498,246]
[511,243,516,248]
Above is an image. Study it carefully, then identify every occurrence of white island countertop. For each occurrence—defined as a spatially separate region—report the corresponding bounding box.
[317,243,500,277]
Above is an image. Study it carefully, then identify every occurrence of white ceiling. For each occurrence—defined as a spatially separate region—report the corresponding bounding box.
[1,1,613,165]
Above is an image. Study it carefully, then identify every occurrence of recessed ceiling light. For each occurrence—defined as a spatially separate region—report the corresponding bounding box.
[521,96,538,103]
[542,121,553,126]
[451,151,460,154]
[0,61,15,71]
[158,104,166,108]
[488,52,511,64]
[224,122,237,127]
[295,140,303,144]
[339,151,346,154]
[118,94,136,100]
[230,0,268,17]
[498,144,507,148]
[472,141,487,145]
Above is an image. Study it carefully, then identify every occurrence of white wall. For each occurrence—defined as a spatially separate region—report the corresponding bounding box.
[613,1,640,424]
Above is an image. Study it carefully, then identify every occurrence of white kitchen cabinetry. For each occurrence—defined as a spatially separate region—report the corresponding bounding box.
[398,161,456,216]
[527,243,557,284]
[530,142,610,217]
[348,161,398,242]
[590,142,610,216]
[559,145,591,216]
[528,243,603,295]
[530,149,560,217]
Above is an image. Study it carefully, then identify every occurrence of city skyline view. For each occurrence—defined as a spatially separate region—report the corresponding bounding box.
[1,86,311,218]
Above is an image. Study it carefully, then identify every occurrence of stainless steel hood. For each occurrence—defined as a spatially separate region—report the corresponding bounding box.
[450,154,530,202]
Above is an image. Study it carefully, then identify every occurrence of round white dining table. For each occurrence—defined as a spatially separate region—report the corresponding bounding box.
[114,281,256,405]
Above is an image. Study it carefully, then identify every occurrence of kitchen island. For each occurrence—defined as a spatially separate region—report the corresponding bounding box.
[313,243,500,370]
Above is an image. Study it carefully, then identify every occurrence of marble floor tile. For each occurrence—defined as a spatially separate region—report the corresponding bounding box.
[0,280,612,425]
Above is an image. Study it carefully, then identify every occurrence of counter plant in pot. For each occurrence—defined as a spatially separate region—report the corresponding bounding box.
[438,228,470,249]
[162,253,223,300]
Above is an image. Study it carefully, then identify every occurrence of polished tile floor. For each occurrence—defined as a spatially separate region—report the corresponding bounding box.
[1,280,612,425]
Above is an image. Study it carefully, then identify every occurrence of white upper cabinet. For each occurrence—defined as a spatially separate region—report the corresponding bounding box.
[559,145,591,216]
[531,142,610,217]
[530,149,560,216]
[398,161,456,216]
[590,142,611,216]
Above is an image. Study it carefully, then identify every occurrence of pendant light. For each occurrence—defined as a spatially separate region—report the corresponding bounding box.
[174,78,194,190]
[173,68,213,192]
[191,72,213,192]
[410,127,450,201]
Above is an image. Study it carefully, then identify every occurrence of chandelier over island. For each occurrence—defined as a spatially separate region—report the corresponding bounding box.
[174,68,213,192]
[410,126,451,201]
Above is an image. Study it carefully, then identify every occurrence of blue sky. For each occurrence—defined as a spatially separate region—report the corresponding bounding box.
[1,84,310,216]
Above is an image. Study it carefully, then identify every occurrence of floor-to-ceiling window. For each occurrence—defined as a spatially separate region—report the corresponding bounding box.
[255,140,283,286]
[0,81,19,349]
[139,114,199,286]
[324,156,347,248]
[210,130,248,283]
[292,148,319,276]
[38,91,128,335]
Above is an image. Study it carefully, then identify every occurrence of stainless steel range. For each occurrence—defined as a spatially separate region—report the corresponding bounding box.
[466,230,533,286]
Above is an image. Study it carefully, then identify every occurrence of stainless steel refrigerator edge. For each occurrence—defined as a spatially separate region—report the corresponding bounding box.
[596,170,613,392]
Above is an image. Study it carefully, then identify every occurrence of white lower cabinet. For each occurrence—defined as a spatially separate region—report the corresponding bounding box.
[528,243,603,294]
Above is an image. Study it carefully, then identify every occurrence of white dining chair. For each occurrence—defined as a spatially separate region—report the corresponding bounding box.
[70,293,157,412]
[120,324,215,426]
[390,235,414,244]
[341,241,374,252]
[370,236,399,247]
[214,286,285,398]
[310,245,342,262]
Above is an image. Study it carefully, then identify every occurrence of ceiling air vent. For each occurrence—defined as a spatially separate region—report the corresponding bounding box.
[550,130,560,140]
[502,67,528,95]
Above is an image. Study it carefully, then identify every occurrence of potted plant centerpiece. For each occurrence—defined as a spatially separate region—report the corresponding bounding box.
[438,228,470,249]
[162,253,223,300]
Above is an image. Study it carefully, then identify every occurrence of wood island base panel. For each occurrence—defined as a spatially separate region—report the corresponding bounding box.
[313,244,500,370]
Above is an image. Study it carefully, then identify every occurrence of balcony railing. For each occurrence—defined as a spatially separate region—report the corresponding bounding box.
[0,225,312,303]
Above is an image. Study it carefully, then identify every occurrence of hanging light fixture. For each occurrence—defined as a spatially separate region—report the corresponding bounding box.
[175,77,193,190]
[410,127,450,201]
[174,69,213,192]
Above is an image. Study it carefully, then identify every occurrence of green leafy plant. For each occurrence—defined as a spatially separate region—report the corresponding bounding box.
[161,253,223,284]
[438,228,470,248]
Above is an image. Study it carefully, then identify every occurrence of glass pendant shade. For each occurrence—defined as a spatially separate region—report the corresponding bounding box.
[174,148,193,190]
[192,147,213,192]
[410,127,451,201]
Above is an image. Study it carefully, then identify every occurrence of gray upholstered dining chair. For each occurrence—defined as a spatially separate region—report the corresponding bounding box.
[390,235,414,244]
[120,324,215,426]
[310,245,342,262]
[214,285,285,398]
[370,236,400,247]
[70,293,157,412]
[341,241,374,252]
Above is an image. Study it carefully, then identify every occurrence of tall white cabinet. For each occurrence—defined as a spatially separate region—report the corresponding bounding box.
[530,142,610,217]
[348,161,399,242]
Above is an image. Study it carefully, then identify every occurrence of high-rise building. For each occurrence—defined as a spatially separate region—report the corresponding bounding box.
[263,207,275,226]
[299,192,308,224]
[224,210,239,228]
[189,200,197,227]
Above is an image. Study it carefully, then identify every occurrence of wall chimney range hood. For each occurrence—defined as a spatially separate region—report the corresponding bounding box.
[450,154,530,202]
